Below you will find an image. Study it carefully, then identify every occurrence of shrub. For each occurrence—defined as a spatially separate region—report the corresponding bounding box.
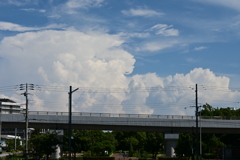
[83,156,114,160]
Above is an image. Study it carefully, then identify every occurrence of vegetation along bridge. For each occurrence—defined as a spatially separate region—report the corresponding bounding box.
[1,111,240,134]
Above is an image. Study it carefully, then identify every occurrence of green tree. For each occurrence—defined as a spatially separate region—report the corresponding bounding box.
[71,130,91,158]
[87,130,116,156]
[145,132,163,159]
[201,103,215,116]
[207,134,224,159]
[29,131,60,159]
[5,139,23,152]
[175,133,193,158]
[201,103,238,118]
[113,131,128,151]
[113,131,146,156]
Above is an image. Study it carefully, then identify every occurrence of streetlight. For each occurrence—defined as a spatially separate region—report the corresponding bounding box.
[68,86,79,160]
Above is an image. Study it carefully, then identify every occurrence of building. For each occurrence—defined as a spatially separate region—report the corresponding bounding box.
[0,98,25,114]
[0,98,25,138]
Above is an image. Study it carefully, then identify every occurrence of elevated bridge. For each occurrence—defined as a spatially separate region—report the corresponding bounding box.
[1,111,240,134]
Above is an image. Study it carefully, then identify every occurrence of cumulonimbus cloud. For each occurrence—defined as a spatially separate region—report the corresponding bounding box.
[0,30,239,115]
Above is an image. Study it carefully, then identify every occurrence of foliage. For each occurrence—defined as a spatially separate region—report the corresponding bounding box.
[113,131,146,157]
[62,130,117,157]
[88,131,116,156]
[206,134,224,158]
[83,156,114,160]
[202,153,215,159]
[5,153,24,160]
[158,158,189,160]
[175,133,193,158]
[5,139,23,152]
[71,130,91,157]
[199,104,240,159]
[145,132,163,159]
[200,103,240,117]
[29,130,60,159]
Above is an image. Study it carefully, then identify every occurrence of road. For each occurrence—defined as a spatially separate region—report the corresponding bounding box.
[111,153,138,160]
[0,152,10,157]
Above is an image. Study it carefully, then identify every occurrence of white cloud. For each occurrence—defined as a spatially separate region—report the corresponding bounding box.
[0,29,239,115]
[194,46,207,51]
[119,32,150,38]
[52,0,105,16]
[0,30,135,112]
[0,21,37,31]
[0,21,66,32]
[20,8,46,13]
[66,0,104,9]
[3,0,38,6]
[122,8,164,17]
[148,24,179,36]
[195,0,240,12]
[137,41,178,52]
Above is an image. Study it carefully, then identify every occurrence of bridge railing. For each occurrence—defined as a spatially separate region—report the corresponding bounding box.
[27,111,240,120]
[28,111,196,119]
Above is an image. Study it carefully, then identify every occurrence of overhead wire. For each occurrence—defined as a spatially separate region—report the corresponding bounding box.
[1,84,240,114]
[0,85,19,92]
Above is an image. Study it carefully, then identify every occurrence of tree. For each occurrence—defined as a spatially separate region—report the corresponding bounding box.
[201,103,238,118]
[145,132,163,159]
[87,130,117,156]
[201,103,215,116]
[113,131,147,157]
[175,133,193,158]
[71,130,91,158]
[29,131,60,159]
[206,134,224,159]
[5,139,23,152]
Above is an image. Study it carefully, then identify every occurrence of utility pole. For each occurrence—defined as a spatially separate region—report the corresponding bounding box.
[20,83,34,160]
[68,86,79,160]
[195,84,199,160]
[0,102,2,141]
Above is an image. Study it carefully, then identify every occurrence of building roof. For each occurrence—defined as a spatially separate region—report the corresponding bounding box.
[0,98,16,103]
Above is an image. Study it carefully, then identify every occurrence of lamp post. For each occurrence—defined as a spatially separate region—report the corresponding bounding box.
[68,86,79,160]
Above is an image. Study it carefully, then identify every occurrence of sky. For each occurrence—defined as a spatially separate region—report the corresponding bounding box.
[0,0,240,115]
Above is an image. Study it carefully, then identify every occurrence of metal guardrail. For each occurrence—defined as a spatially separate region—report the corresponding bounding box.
[27,111,240,120]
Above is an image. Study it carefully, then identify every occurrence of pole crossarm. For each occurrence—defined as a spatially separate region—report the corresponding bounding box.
[68,86,79,160]
[20,83,35,160]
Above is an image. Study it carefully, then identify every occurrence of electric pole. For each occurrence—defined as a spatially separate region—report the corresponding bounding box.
[68,86,79,160]
[20,83,34,160]
[195,84,199,160]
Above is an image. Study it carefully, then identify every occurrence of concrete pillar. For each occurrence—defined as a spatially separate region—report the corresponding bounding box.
[164,133,179,157]
[51,144,61,159]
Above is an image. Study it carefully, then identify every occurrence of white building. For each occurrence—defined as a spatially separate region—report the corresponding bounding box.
[0,98,25,138]
[0,98,25,114]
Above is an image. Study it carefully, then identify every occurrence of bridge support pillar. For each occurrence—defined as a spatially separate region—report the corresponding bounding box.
[51,144,61,159]
[164,133,179,157]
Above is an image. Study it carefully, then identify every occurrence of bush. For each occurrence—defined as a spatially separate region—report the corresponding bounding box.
[158,158,189,160]
[83,156,114,160]
[5,153,24,160]
[203,153,215,159]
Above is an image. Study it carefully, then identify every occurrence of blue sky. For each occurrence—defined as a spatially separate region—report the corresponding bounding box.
[0,0,240,115]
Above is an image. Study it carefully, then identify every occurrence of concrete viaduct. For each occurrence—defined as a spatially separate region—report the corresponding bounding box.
[2,111,240,157]
[1,111,240,134]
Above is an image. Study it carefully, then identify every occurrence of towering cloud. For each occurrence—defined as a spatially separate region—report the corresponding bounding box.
[0,30,239,115]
